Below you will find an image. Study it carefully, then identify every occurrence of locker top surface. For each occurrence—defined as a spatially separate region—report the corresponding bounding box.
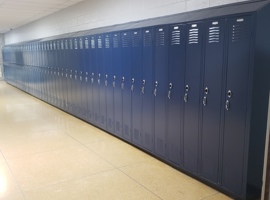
[4,0,270,46]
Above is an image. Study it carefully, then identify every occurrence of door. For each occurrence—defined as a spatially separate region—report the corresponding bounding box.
[200,19,225,184]
[121,31,132,142]
[222,15,253,196]
[167,24,185,166]
[91,36,100,126]
[112,33,123,137]
[142,28,154,152]
[131,29,143,146]
[183,22,203,174]
[154,26,169,158]
[103,33,114,133]
[97,35,107,130]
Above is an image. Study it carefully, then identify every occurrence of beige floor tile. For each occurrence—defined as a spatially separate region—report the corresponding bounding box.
[203,193,233,200]
[120,159,218,200]
[85,139,153,167]
[24,169,160,200]
[0,130,81,158]
[65,125,117,144]
[0,154,21,199]
[6,146,114,190]
[0,192,25,200]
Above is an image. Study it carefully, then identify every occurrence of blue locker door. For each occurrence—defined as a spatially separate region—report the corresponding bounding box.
[183,22,203,174]
[90,36,100,125]
[142,28,154,152]
[61,40,68,110]
[167,24,185,166]
[112,33,123,137]
[84,37,94,123]
[56,41,61,108]
[201,19,225,183]
[121,31,132,142]
[77,37,84,118]
[71,39,78,114]
[154,26,169,158]
[97,35,107,130]
[80,37,88,120]
[103,33,114,133]
[74,38,81,116]
[131,30,143,146]
[67,39,74,113]
[222,15,252,196]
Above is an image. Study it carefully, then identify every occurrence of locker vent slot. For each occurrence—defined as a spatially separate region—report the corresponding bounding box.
[98,38,102,49]
[101,115,105,124]
[105,37,110,48]
[79,39,83,49]
[169,144,179,161]
[208,27,220,43]
[74,40,78,49]
[189,28,199,44]
[125,125,129,136]
[113,36,119,48]
[171,30,180,45]
[91,39,95,49]
[122,34,129,48]
[223,168,242,193]
[69,40,73,49]
[143,31,152,47]
[61,41,64,50]
[132,33,140,47]
[57,42,60,50]
[95,113,99,121]
[184,151,196,172]
[156,138,164,152]
[145,133,151,146]
[156,31,165,46]
[85,39,89,49]
[133,129,139,140]
[116,121,120,131]
[65,41,68,49]
[202,158,215,178]
[108,118,112,128]
[232,23,249,43]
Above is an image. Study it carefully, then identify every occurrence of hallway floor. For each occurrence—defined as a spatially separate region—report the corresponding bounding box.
[0,81,232,200]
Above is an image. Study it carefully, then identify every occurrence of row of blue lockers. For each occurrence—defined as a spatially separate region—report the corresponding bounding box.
[3,9,267,199]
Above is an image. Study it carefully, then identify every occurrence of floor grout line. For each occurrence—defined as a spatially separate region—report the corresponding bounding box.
[0,150,27,200]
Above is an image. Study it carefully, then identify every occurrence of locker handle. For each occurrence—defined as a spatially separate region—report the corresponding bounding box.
[184,93,188,103]
[105,80,108,86]
[226,100,230,111]
[131,85,134,91]
[70,74,72,79]
[80,76,82,81]
[203,96,207,106]
[75,75,77,80]
[168,91,171,99]
[91,78,94,83]
[141,86,145,94]
[85,77,88,82]
[113,82,115,88]
[121,83,124,90]
[98,79,100,85]
[154,88,157,97]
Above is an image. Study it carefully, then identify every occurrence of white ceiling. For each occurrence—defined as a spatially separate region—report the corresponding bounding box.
[0,0,85,33]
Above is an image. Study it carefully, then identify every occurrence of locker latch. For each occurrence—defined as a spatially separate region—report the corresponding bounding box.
[205,87,209,94]
[131,78,135,91]
[121,77,125,90]
[154,81,158,96]
[226,100,230,111]
[113,76,116,88]
[105,75,108,86]
[184,93,188,103]
[142,80,145,94]
[227,90,232,98]
[203,96,207,106]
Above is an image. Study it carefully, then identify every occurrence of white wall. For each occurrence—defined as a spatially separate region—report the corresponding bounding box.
[5,0,248,45]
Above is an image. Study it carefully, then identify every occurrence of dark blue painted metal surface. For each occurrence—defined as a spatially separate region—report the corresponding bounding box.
[167,24,185,166]
[142,28,154,152]
[121,31,132,142]
[183,22,203,174]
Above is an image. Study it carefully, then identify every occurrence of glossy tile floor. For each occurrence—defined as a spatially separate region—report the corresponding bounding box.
[0,81,232,200]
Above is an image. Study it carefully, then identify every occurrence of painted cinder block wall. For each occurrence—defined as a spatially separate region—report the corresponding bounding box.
[4,0,248,45]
